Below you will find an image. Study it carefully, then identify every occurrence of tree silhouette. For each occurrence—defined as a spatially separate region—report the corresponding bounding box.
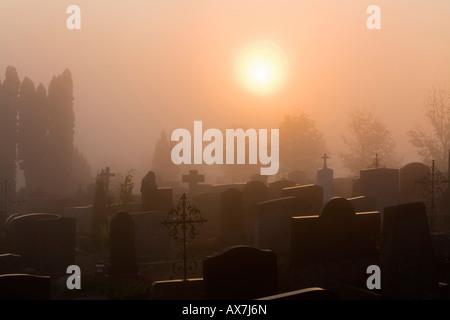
[47,69,75,194]
[18,78,49,194]
[278,111,327,179]
[0,66,20,192]
[340,108,398,176]
[408,84,450,171]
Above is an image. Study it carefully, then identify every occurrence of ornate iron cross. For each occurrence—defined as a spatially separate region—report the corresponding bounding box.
[415,160,450,232]
[162,193,207,281]
[368,153,384,169]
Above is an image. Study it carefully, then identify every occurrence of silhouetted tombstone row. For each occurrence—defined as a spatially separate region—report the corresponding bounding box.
[0,160,448,300]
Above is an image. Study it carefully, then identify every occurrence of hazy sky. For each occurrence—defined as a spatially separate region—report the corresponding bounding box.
[1,0,450,184]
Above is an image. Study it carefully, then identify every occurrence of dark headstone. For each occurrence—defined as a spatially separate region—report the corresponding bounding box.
[63,205,93,236]
[37,217,76,276]
[268,179,295,199]
[0,254,23,274]
[317,156,334,202]
[243,181,268,243]
[381,202,439,299]
[0,274,51,300]
[360,168,399,212]
[257,287,339,300]
[333,177,353,199]
[220,188,245,245]
[110,211,138,278]
[141,171,157,209]
[151,278,205,300]
[203,245,277,300]
[291,197,380,270]
[130,211,174,262]
[352,178,361,197]
[256,196,312,253]
[192,192,221,240]
[319,197,355,219]
[6,213,61,271]
[348,196,377,213]
[399,162,428,203]
[282,184,323,214]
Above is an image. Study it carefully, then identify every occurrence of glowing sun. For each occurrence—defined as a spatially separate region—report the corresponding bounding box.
[235,40,289,95]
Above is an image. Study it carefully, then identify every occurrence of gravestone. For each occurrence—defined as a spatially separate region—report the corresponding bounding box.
[151,278,205,300]
[220,188,245,246]
[141,171,157,209]
[333,177,353,199]
[5,213,61,272]
[257,287,339,300]
[212,183,246,194]
[0,254,23,274]
[347,196,377,213]
[37,216,76,276]
[141,171,173,211]
[192,192,221,241]
[250,173,268,184]
[288,170,307,185]
[352,178,361,197]
[360,168,399,212]
[243,181,268,243]
[268,179,296,199]
[0,274,51,300]
[256,196,312,253]
[281,184,323,215]
[381,202,439,299]
[110,211,138,278]
[399,162,429,203]
[316,154,334,202]
[63,205,93,236]
[130,211,174,262]
[54,197,80,215]
[203,245,277,300]
[291,197,380,277]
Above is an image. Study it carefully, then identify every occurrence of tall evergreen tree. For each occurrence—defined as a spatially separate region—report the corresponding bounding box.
[47,69,75,194]
[0,66,20,192]
[18,78,49,194]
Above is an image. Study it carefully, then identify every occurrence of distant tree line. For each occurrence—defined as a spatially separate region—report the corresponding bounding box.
[0,66,91,196]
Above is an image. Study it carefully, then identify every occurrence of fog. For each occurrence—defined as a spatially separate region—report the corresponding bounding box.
[2,0,450,187]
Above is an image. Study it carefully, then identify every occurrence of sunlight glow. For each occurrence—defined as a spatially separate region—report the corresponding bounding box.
[235,40,288,95]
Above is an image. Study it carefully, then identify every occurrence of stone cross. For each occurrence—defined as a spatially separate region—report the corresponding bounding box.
[162,193,206,281]
[321,153,329,168]
[100,167,116,192]
[182,170,205,194]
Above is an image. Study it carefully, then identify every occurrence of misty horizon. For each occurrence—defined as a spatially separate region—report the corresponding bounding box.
[2,0,450,192]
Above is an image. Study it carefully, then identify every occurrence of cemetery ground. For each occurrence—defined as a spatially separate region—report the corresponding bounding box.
[2,165,450,301]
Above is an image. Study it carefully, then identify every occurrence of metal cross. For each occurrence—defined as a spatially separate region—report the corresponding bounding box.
[368,153,383,169]
[162,193,207,281]
[415,160,450,232]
